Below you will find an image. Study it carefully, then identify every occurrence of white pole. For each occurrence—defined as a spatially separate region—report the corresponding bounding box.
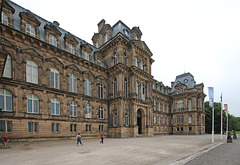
[212,107,214,143]
[226,113,228,136]
[221,104,222,140]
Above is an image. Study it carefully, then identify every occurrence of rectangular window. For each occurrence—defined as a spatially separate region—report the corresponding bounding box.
[181,127,183,132]
[6,121,12,133]
[0,121,5,133]
[70,124,73,132]
[86,124,91,132]
[34,122,38,133]
[26,24,35,37]
[189,127,192,131]
[28,122,33,133]
[51,123,55,133]
[56,123,60,133]
[74,124,77,132]
[99,125,104,132]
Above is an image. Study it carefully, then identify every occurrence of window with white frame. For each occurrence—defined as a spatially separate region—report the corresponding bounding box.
[85,104,92,118]
[153,116,156,124]
[113,78,117,98]
[141,84,145,100]
[25,24,35,37]
[84,51,89,61]
[0,89,12,111]
[70,101,77,117]
[69,74,77,93]
[3,55,11,78]
[50,68,59,89]
[98,83,104,98]
[113,53,117,66]
[27,94,39,113]
[49,35,57,46]
[50,98,60,115]
[153,100,156,111]
[136,82,140,99]
[188,100,192,111]
[177,100,184,112]
[113,113,117,126]
[162,104,165,112]
[188,116,192,124]
[95,42,98,48]
[124,53,127,66]
[1,12,8,25]
[125,113,129,126]
[99,106,104,119]
[104,33,108,43]
[26,61,38,84]
[124,78,128,98]
[135,57,138,67]
[158,102,161,111]
[85,79,91,96]
[68,44,75,54]
[180,116,183,124]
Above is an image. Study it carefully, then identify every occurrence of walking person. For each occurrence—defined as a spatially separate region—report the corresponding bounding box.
[100,132,104,144]
[76,133,83,146]
[3,136,8,147]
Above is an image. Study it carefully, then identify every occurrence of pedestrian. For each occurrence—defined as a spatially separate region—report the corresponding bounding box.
[100,132,104,144]
[76,133,83,146]
[3,136,8,147]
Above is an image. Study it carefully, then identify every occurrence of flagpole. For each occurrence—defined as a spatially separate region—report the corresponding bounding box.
[226,112,228,136]
[212,106,214,143]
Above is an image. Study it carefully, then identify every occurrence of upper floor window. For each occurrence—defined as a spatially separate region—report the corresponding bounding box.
[124,78,128,98]
[140,61,144,70]
[27,94,39,113]
[153,116,156,124]
[1,12,8,25]
[68,44,75,54]
[85,104,92,118]
[180,116,183,124]
[50,68,59,89]
[188,116,192,124]
[85,79,91,96]
[177,117,180,124]
[50,98,60,115]
[153,100,156,111]
[70,101,77,117]
[97,58,102,66]
[188,101,192,111]
[162,104,165,112]
[95,42,98,48]
[158,117,161,124]
[113,53,117,66]
[136,82,140,99]
[26,61,38,84]
[3,55,11,78]
[0,89,12,111]
[124,53,127,66]
[125,113,129,126]
[104,34,108,43]
[177,100,184,112]
[158,103,161,111]
[113,78,117,98]
[135,57,138,67]
[99,106,104,119]
[163,117,165,125]
[84,51,89,61]
[98,83,104,99]
[141,84,145,101]
[49,35,57,46]
[69,74,77,93]
[26,24,35,37]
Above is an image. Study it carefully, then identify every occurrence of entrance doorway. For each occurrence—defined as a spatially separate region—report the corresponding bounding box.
[137,110,142,134]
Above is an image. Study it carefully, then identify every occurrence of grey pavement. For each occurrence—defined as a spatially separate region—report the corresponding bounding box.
[0,135,228,165]
[185,137,240,165]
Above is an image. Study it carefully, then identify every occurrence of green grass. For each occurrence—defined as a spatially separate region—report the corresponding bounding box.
[236,131,240,134]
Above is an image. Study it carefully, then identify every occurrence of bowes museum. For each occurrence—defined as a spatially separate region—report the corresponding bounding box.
[0,0,206,140]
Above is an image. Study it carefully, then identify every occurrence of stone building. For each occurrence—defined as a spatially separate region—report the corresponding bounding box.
[0,0,206,140]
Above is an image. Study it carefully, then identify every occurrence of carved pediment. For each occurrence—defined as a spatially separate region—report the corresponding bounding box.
[44,23,62,36]
[64,33,78,45]
[19,10,41,27]
[45,57,64,67]
[132,40,153,56]
[0,37,16,48]
[65,64,81,72]
[20,48,44,60]
[82,70,95,78]
[96,75,107,81]
[81,43,93,52]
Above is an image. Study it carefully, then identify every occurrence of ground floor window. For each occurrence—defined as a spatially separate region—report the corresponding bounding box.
[189,127,192,131]
[52,123,60,133]
[70,124,77,133]
[86,124,91,132]
[181,127,183,132]
[0,121,12,133]
[28,122,38,133]
[177,127,179,131]
[99,125,103,132]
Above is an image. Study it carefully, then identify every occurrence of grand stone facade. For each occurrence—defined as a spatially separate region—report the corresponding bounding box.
[0,0,206,140]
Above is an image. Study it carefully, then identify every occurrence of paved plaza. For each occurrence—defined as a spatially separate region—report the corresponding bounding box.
[0,135,229,165]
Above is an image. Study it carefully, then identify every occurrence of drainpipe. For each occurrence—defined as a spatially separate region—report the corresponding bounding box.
[107,71,110,137]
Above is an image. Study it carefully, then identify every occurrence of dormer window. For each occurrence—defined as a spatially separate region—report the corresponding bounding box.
[49,35,57,46]
[135,57,138,67]
[26,24,35,37]
[68,44,75,54]
[95,42,98,48]
[97,58,102,66]
[1,12,8,25]
[135,36,138,40]
[84,51,89,61]
[104,34,108,43]
[140,61,144,70]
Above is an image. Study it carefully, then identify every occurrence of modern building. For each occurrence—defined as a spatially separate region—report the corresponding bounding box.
[0,0,206,140]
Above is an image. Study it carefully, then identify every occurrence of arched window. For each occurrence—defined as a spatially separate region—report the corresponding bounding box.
[69,74,77,93]
[68,44,74,54]
[50,98,60,115]
[99,106,104,119]
[177,100,184,112]
[113,113,117,126]
[70,101,77,117]
[188,116,192,124]
[85,104,92,118]
[188,100,192,111]
[27,94,39,113]
[50,68,59,89]
[25,24,35,37]
[113,53,117,66]
[124,53,127,66]
[113,78,117,98]
[0,89,12,111]
[1,12,8,25]
[125,113,129,126]
[3,55,11,78]
[85,79,91,96]
[49,35,57,46]
[98,83,104,98]
[124,78,128,98]
[26,61,38,84]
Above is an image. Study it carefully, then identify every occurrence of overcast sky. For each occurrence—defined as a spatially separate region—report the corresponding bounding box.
[11,0,240,117]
